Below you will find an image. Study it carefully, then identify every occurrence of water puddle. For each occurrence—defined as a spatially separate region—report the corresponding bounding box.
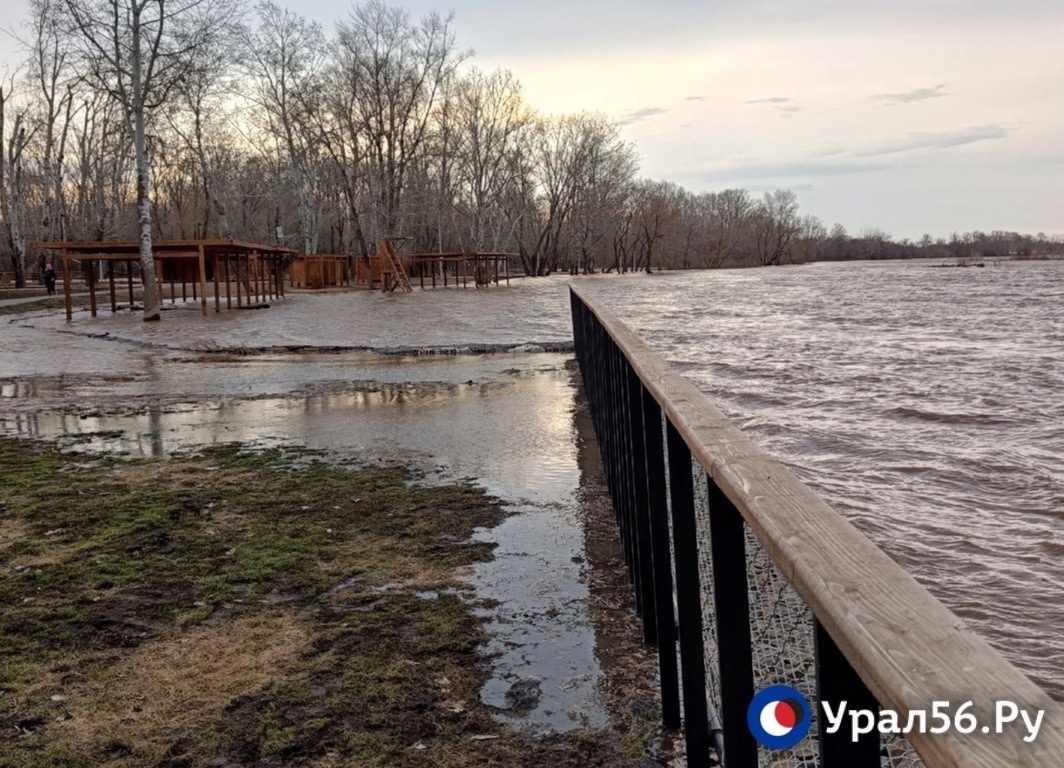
[0,352,612,732]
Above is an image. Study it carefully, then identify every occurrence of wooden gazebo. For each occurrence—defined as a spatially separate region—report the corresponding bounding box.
[31,239,297,322]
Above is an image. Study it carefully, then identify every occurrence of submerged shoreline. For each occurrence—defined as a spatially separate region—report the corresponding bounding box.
[1,296,677,766]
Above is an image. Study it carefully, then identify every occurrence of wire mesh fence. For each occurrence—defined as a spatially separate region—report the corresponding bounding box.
[689,458,925,768]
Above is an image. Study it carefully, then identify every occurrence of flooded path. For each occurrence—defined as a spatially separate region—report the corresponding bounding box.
[1,299,637,735]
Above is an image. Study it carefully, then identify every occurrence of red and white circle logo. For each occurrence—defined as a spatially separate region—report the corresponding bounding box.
[748,685,812,749]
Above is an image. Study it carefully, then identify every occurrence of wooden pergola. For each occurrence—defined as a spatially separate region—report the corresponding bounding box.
[31,239,297,322]
[406,252,513,289]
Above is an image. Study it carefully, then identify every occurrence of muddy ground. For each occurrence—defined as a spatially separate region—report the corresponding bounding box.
[0,297,680,768]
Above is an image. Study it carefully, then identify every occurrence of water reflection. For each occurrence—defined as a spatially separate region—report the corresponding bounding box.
[0,355,615,732]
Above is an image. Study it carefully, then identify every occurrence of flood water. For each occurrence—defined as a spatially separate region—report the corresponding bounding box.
[3,257,1063,705]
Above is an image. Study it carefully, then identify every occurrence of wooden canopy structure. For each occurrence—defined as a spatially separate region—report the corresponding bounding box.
[288,254,351,289]
[31,240,296,322]
[406,251,512,289]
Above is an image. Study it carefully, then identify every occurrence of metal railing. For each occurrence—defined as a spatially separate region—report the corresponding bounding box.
[570,286,1063,768]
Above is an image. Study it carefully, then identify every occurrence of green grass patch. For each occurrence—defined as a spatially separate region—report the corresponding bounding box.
[0,436,652,767]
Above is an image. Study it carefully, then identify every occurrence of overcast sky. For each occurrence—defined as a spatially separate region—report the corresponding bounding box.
[3,1,1061,240]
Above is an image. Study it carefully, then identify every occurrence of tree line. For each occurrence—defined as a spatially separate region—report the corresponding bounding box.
[1,0,1061,317]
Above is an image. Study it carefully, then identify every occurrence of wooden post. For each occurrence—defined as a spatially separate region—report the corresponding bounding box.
[224,255,232,309]
[127,260,134,306]
[88,259,97,317]
[236,256,243,307]
[198,244,208,317]
[213,255,221,313]
[108,260,117,312]
[62,248,72,322]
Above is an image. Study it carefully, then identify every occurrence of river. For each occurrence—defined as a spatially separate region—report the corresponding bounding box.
[579,258,1064,702]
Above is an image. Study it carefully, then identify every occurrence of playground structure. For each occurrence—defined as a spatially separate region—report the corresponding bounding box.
[31,239,296,322]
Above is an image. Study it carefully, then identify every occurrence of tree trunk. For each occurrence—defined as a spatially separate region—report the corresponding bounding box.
[131,16,160,321]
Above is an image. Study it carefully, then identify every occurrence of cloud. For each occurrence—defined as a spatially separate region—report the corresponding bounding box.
[618,106,668,126]
[855,124,1010,156]
[685,95,705,102]
[747,183,816,193]
[686,160,890,182]
[873,83,948,103]
[746,96,792,105]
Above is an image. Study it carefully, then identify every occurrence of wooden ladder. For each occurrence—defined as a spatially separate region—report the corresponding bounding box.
[379,239,412,293]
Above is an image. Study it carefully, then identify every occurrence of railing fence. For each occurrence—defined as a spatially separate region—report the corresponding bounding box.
[570,286,1062,768]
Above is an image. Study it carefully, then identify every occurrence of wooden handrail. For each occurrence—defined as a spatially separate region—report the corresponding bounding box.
[571,285,1062,767]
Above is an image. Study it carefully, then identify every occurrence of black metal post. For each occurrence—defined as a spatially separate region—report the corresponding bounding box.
[666,420,712,768]
[627,365,656,642]
[642,391,681,729]
[706,480,757,767]
[815,619,880,767]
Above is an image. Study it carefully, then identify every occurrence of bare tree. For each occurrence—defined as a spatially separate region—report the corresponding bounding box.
[67,92,131,240]
[752,189,800,266]
[704,188,753,268]
[449,67,533,251]
[242,0,324,254]
[338,1,467,239]
[22,0,77,253]
[164,14,244,240]
[62,0,242,320]
[569,119,635,274]
[630,179,682,273]
[0,75,35,288]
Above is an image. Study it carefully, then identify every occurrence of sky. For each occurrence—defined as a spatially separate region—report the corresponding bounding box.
[2,0,1061,241]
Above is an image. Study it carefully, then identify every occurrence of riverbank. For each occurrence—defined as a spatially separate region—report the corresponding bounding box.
[0,436,668,767]
[1,295,677,767]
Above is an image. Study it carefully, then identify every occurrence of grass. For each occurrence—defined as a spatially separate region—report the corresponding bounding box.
[0,436,659,767]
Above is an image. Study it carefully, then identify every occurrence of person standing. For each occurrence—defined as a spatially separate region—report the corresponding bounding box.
[43,263,57,295]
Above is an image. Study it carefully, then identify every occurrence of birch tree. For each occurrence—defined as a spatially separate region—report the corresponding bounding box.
[62,0,241,320]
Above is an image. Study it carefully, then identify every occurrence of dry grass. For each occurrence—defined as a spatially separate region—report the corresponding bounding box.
[0,517,28,552]
[50,611,310,764]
